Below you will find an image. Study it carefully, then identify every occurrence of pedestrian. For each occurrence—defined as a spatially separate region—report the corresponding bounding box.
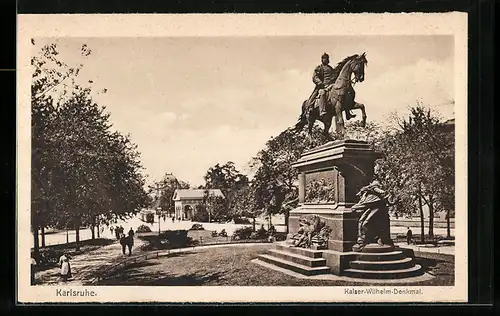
[172,217,175,223]
[58,253,72,282]
[119,234,127,255]
[30,256,37,285]
[127,228,135,256]
[406,227,413,245]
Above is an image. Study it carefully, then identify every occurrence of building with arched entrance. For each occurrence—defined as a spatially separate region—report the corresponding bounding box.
[172,189,224,220]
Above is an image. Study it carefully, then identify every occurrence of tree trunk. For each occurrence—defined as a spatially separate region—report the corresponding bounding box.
[252,217,256,232]
[33,226,40,263]
[90,225,95,240]
[97,224,100,238]
[446,209,451,238]
[418,185,425,244]
[74,218,81,251]
[284,210,289,234]
[428,197,434,238]
[41,226,46,247]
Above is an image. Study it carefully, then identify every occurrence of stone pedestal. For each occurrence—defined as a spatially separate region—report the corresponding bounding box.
[288,139,379,275]
[256,140,424,279]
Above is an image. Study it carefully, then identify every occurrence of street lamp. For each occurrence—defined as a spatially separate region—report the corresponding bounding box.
[156,207,162,235]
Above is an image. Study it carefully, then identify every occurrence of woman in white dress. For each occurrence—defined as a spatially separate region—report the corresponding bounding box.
[58,253,72,282]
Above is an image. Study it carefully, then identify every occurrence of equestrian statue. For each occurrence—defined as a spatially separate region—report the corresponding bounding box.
[294,52,368,139]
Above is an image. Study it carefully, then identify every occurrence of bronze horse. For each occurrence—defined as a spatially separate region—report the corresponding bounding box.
[294,53,368,138]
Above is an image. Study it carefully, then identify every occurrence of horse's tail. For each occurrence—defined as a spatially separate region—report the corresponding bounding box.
[293,100,308,131]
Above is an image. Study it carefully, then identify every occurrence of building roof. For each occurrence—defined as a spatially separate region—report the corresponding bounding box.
[172,189,224,201]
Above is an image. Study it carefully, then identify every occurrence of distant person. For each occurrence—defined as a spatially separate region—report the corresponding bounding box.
[406,227,413,245]
[30,256,37,285]
[119,234,128,255]
[269,224,276,236]
[172,216,175,223]
[58,253,72,282]
[127,228,135,255]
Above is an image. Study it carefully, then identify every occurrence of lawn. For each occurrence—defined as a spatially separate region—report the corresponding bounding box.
[97,244,455,286]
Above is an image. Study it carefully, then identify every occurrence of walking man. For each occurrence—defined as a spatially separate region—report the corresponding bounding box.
[406,227,413,245]
[127,228,135,256]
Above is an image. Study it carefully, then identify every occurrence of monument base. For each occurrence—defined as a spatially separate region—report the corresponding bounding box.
[257,242,424,279]
[288,204,359,252]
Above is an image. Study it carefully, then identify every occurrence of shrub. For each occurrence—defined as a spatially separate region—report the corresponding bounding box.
[136,224,152,233]
[160,230,193,248]
[36,248,63,267]
[190,223,205,230]
[192,209,209,222]
[255,225,268,239]
[233,226,253,240]
[274,232,287,241]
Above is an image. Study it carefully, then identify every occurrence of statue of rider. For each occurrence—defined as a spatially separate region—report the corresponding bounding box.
[307,53,356,120]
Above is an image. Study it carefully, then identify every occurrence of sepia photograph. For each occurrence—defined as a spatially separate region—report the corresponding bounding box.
[17,13,468,303]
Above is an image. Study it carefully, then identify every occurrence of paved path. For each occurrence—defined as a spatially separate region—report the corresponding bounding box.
[34,216,286,248]
[35,238,146,286]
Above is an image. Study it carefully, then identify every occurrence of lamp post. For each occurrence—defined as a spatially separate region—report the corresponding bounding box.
[156,207,162,235]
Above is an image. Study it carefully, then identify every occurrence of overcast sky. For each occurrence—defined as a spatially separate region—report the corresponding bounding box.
[36,36,455,187]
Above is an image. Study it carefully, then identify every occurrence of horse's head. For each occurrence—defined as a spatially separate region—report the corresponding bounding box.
[351,52,368,83]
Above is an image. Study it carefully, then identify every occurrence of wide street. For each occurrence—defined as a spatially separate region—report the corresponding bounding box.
[33,213,287,247]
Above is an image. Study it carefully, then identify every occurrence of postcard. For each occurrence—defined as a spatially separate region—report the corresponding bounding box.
[17,13,467,303]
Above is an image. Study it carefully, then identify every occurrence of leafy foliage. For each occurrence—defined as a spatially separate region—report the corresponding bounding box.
[136,225,152,233]
[31,42,149,256]
[200,162,248,221]
[232,226,254,240]
[375,104,455,239]
[189,224,205,231]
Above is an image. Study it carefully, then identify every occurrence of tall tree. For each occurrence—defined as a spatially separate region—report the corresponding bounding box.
[31,42,149,255]
[376,104,455,242]
[231,183,261,231]
[203,161,248,219]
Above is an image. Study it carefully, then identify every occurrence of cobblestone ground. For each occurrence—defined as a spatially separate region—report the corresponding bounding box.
[35,238,146,286]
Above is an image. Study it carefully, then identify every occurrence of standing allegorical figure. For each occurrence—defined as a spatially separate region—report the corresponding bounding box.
[351,175,393,252]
